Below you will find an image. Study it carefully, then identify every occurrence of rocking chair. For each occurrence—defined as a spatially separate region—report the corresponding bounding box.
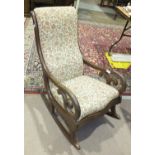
[31,7,126,149]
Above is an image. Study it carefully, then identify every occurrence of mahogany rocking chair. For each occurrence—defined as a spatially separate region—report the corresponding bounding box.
[31,7,126,149]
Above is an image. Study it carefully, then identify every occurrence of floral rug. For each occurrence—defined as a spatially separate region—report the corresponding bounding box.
[24,18,131,95]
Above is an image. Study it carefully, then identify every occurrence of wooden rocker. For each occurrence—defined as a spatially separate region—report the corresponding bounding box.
[31,7,126,149]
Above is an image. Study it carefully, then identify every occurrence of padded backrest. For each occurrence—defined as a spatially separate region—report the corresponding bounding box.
[34,7,83,82]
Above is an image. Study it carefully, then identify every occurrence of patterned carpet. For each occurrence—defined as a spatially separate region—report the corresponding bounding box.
[24,18,131,95]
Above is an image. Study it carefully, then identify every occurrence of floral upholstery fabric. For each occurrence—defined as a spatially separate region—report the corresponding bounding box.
[34,7,119,120]
[34,7,83,82]
[51,76,119,120]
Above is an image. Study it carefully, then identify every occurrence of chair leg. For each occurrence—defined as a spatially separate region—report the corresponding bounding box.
[106,105,120,119]
[52,109,80,149]
[41,94,80,149]
[70,131,80,150]
[41,94,54,114]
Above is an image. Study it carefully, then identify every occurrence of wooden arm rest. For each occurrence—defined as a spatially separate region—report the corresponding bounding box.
[100,69,127,94]
[83,57,127,94]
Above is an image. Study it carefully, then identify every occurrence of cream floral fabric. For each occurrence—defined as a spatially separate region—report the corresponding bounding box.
[34,7,119,120]
[34,7,83,82]
[51,76,119,120]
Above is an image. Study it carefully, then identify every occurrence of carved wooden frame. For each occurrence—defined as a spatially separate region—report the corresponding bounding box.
[31,10,127,149]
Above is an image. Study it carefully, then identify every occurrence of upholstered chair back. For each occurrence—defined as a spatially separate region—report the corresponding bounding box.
[34,7,83,82]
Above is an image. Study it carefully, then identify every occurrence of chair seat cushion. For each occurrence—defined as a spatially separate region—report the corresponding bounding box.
[51,76,119,120]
